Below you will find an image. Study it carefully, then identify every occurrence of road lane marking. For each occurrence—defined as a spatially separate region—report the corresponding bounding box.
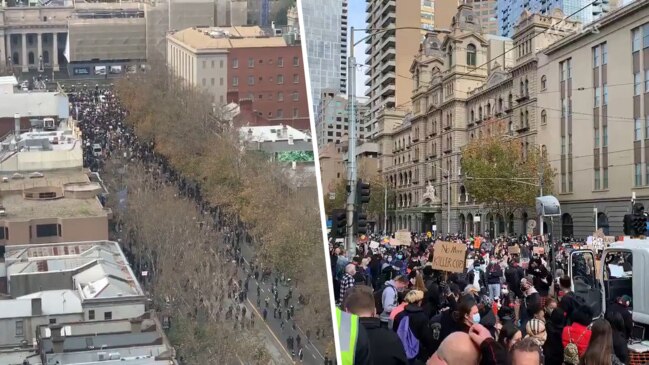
[246,298,295,364]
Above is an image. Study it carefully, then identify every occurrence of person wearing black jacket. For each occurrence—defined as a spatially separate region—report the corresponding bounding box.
[528,258,551,297]
[505,260,525,299]
[543,307,566,365]
[520,278,541,335]
[558,275,581,323]
[605,296,633,339]
[607,310,630,364]
[393,290,436,364]
[467,261,488,292]
[343,285,407,365]
[486,258,503,300]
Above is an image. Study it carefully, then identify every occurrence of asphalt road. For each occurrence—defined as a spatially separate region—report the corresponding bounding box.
[234,241,329,365]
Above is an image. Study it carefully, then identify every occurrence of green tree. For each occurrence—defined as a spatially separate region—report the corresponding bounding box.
[364,174,395,223]
[461,134,555,220]
[323,179,347,215]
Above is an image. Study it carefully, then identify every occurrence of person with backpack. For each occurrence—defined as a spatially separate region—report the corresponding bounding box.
[562,304,593,364]
[376,275,409,328]
[392,290,435,364]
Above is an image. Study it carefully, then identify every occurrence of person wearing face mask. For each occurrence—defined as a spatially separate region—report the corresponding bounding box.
[429,294,481,354]
[393,290,436,364]
[519,278,540,336]
[467,261,487,295]
[486,258,503,300]
[605,295,633,339]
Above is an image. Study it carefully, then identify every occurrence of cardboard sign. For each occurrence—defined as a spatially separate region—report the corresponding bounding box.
[369,241,380,249]
[431,241,467,273]
[533,246,545,255]
[395,230,412,246]
[509,244,521,255]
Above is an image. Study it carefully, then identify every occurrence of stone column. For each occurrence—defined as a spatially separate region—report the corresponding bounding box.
[21,33,28,72]
[4,33,10,70]
[53,32,59,71]
[37,32,42,70]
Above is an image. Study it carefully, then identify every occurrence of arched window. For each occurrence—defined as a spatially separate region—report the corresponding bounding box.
[525,110,529,126]
[508,93,513,109]
[467,44,477,66]
[562,213,574,238]
[479,106,483,120]
[541,110,547,125]
[470,110,475,122]
[597,212,610,235]
[447,46,453,66]
[525,79,529,95]
[28,52,35,65]
[508,120,513,133]
[486,102,491,116]
[541,75,547,90]
[520,81,524,96]
[498,97,503,112]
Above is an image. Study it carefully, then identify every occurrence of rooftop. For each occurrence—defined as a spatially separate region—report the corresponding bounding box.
[169,26,288,51]
[240,125,311,143]
[0,91,69,119]
[5,241,144,300]
[0,290,83,319]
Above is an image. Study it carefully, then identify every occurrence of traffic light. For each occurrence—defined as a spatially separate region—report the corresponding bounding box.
[331,209,347,238]
[623,203,647,237]
[356,180,371,205]
[356,211,368,235]
[633,214,647,236]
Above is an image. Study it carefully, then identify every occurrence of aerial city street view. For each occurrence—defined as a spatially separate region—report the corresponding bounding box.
[0,0,336,364]
[305,0,649,363]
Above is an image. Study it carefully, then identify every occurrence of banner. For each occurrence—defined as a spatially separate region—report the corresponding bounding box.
[110,65,123,74]
[431,241,467,273]
[94,66,107,75]
[394,230,411,246]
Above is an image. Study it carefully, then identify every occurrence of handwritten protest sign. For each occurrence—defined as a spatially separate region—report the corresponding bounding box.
[509,244,521,255]
[394,230,412,246]
[432,241,467,273]
[533,246,545,255]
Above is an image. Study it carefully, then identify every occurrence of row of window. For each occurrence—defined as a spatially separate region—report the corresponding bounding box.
[631,24,649,53]
[232,74,300,86]
[592,43,608,67]
[594,167,609,190]
[232,56,300,69]
[632,70,649,96]
[633,117,649,141]
[633,163,649,187]
[202,59,224,69]
[13,310,112,337]
[0,224,61,240]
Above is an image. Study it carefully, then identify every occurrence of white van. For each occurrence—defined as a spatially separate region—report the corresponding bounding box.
[92,144,103,157]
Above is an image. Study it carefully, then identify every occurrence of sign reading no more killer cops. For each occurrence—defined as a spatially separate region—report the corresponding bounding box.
[431,241,467,274]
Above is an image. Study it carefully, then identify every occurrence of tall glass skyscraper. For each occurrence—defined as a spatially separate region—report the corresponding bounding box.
[301,0,348,118]
[496,0,613,37]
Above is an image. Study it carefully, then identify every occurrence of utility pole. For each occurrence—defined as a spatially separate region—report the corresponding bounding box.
[446,172,451,235]
[384,182,388,234]
[539,145,544,239]
[346,27,358,256]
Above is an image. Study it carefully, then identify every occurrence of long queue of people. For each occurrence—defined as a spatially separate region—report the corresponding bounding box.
[332,233,634,365]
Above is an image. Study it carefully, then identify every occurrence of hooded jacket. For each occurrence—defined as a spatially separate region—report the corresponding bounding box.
[393,304,437,362]
[359,317,408,365]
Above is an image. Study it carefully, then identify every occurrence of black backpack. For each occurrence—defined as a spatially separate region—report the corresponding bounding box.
[374,284,393,315]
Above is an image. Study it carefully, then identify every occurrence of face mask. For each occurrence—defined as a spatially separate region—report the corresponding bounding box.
[396,254,403,260]
[472,312,481,324]
[502,289,509,294]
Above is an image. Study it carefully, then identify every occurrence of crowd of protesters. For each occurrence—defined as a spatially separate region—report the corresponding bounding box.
[68,85,324,363]
[332,232,634,365]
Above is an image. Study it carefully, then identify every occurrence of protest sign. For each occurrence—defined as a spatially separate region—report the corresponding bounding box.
[509,244,521,255]
[369,241,380,249]
[394,230,412,246]
[533,246,545,255]
[431,241,467,273]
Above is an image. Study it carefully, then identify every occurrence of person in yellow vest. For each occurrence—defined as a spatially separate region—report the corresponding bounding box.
[336,306,371,364]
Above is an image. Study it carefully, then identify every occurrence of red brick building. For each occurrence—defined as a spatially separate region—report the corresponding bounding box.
[226,39,309,130]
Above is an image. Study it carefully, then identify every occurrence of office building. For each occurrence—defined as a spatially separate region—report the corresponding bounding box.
[301,0,348,115]
[496,0,615,37]
[167,25,309,129]
[365,0,421,139]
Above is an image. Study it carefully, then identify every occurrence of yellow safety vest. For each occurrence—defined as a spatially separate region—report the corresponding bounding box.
[336,308,359,365]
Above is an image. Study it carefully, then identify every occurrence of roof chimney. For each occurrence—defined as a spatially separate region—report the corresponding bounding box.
[130,318,143,333]
[50,324,65,353]
[14,113,21,141]
[31,297,42,316]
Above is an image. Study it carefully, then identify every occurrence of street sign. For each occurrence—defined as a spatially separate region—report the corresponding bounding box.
[432,225,437,231]
[473,216,481,223]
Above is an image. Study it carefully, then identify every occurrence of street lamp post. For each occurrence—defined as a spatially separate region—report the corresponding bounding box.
[428,163,451,235]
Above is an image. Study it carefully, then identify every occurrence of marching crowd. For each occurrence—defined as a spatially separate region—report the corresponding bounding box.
[332,233,634,365]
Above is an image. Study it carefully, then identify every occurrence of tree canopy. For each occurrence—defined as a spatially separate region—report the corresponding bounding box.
[461,134,555,216]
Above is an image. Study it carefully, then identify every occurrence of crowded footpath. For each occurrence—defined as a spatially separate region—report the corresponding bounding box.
[332,231,644,365]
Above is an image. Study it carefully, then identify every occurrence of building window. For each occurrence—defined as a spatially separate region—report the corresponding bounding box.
[594,127,600,147]
[292,92,299,101]
[593,46,599,67]
[594,87,600,106]
[560,62,566,81]
[15,320,24,337]
[220,60,224,68]
[277,109,283,117]
[201,78,206,86]
[211,78,215,86]
[594,168,601,190]
[633,28,641,52]
[0,227,8,240]
[645,69,649,92]
[248,58,254,68]
[293,56,299,66]
[635,72,641,95]
[104,312,112,320]
[646,116,649,140]
[636,163,642,186]
[248,76,255,85]
[220,78,223,86]
[603,126,608,146]
[277,75,284,84]
[232,58,238,68]
[466,44,477,66]
[635,118,642,140]
[603,167,608,188]
[293,74,299,83]
[232,76,238,86]
[211,60,215,68]
[89,310,95,320]
[49,318,56,324]
[567,59,572,79]
[278,92,283,101]
[278,57,284,67]
[603,84,608,105]
[602,43,607,64]
[541,75,547,90]
[643,24,649,49]
[202,60,207,68]
[36,224,58,237]
[293,108,299,117]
